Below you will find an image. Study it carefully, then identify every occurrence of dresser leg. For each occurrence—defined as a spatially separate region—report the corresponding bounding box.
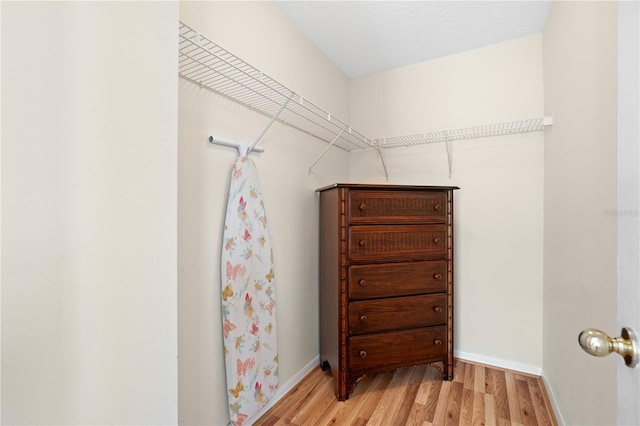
[320,359,331,372]
[348,374,367,396]
[446,360,454,381]
[429,361,446,379]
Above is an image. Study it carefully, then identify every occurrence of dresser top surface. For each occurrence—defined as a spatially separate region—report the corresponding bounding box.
[316,183,460,193]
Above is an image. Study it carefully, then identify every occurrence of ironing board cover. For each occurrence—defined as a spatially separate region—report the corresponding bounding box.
[221,154,278,426]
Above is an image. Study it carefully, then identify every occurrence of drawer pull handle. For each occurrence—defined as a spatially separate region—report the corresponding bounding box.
[433,273,443,280]
[360,315,368,323]
[434,340,443,347]
[434,306,442,313]
[359,240,367,247]
[359,203,367,211]
[359,350,367,358]
[433,237,442,244]
[434,204,442,211]
[359,279,367,287]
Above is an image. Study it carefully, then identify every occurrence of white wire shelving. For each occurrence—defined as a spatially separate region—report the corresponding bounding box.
[179,21,552,180]
[179,22,374,153]
[373,117,553,148]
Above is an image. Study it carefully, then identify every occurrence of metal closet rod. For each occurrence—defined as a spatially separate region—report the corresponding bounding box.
[208,136,264,153]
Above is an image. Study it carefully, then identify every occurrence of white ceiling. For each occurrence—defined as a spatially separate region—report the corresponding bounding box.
[274,1,552,79]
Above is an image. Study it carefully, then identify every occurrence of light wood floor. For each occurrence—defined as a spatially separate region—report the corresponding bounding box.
[255,359,557,425]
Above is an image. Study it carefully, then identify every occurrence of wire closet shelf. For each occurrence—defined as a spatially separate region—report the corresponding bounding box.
[179,21,552,179]
[179,21,373,152]
[374,117,553,148]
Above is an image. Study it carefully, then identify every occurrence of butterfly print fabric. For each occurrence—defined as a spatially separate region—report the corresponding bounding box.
[221,154,278,425]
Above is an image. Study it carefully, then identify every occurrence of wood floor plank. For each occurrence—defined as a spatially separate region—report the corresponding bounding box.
[254,359,556,426]
[454,360,467,384]
[287,373,336,425]
[515,378,538,426]
[463,362,475,390]
[528,378,555,426]
[505,371,523,424]
[472,390,486,426]
[432,380,452,425]
[259,367,325,424]
[459,387,474,425]
[486,367,510,421]
[423,378,442,423]
[351,417,368,426]
[484,364,495,394]
[514,372,538,382]
[393,366,426,424]
[312,393,351,426]
[406,401,428,426]
[369,367,417,424]
[367,369,405,424]
[473,364,486,394]
[414,365,439,405]
[444,381,464,425]
[336,372,392,425]
[484,392,497,426]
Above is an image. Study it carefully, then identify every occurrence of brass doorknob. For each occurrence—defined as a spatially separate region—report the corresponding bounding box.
[578,327,639,368]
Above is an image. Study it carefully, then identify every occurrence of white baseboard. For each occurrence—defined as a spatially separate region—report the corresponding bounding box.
[454,350,542,376]
[246,355,320,426]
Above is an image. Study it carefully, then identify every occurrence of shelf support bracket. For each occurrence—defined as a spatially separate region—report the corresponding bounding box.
[445,136,453,178]
[208,95,292,156]
[308,129,345,174]
[376,144,389,182]
[249,94,293,153]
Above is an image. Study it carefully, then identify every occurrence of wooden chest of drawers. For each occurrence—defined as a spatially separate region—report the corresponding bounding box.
[317,184,458,400]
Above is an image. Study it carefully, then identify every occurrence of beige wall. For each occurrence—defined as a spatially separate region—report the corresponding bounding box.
[1,2,179,424]
[178,2,350,424]
[542,2,618,425]
[349,35,545,372]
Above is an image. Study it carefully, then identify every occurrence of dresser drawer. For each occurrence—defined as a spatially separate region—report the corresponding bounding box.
[349,261,447,300]
[349,326,447,373]
[349,190,447,224]
[349,225,447,262]
[349,294,446,335]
